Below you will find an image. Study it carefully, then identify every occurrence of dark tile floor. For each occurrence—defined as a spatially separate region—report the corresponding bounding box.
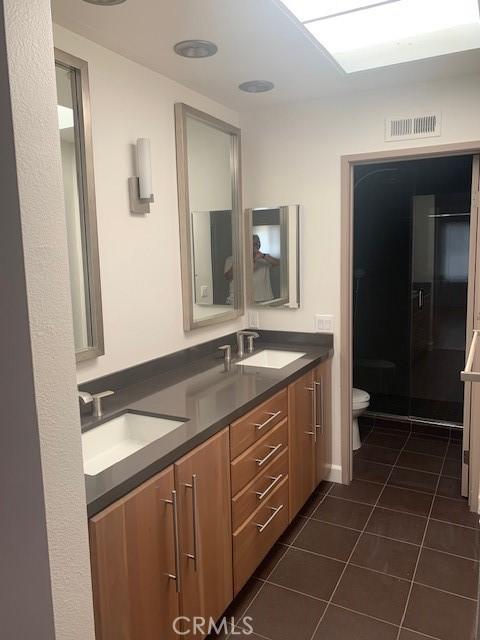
[213,423,480,640]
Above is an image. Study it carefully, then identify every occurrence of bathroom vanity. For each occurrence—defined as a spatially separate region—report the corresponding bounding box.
[80,333,333,640]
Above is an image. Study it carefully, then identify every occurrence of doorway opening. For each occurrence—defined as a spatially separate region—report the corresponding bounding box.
[340,143,480,512]
[353,155,472,427]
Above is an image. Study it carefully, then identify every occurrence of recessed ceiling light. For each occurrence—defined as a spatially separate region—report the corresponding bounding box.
[173,40,218,58]
[278,0,480,73]
[239,80,275,93]
[82,0,127,5]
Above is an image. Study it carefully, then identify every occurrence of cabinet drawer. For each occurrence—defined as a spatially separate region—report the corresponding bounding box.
[232,448,288,532]
[230,389,287,459]
[233,477,289,595]
[231,418,288,496]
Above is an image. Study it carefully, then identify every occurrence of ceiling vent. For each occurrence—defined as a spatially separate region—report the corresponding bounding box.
[385,113,441,142]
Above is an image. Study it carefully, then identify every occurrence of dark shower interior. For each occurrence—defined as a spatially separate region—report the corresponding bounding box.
[353,155,473,425]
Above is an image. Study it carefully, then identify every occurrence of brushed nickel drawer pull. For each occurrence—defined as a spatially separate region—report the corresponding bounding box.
[253,410,282,431]
[255,474,283,501]
[162,489,182,593]
[254,504,284,533]
[314,379,324,433]
[306,385,317,443]
[255,443,282,467]
[184,474,199,572]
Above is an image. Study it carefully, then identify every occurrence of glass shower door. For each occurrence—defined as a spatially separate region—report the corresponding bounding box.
[410,192,471,424]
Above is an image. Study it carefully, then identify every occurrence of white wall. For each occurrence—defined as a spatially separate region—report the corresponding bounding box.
[52,26,246,383]
[241,73,480,477]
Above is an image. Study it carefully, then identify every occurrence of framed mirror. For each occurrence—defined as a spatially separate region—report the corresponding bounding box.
[175,103,244,330]
[55,49,104,362]
[245,205,300,308]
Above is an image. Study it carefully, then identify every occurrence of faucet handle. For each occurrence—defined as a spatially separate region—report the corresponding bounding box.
[91,390,114,418]
[218,345,232,363]
[246,332,259,353]
[92,390,114,400]
[78,390,93,404]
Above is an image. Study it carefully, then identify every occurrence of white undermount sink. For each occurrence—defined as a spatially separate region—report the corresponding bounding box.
[81,412,185,476]
[236,349,306,369]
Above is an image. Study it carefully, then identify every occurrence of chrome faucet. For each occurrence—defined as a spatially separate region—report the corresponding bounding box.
[236,330,259,358]
[78,389,114,418]
[218,344,232,365]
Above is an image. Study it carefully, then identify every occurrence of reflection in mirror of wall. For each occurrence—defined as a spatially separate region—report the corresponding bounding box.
[245,206,300,309]
[175,103,244,330]
[55,49,104,362]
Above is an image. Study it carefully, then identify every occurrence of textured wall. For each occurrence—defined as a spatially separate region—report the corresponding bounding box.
[3,1,95,638]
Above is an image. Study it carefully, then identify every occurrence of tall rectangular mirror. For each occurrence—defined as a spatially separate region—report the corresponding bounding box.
[55,49,104,361]
[245,205,300,308]
[175,103,244,330]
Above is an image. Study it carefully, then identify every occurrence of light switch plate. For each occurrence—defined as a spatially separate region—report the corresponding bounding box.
[315,314,333,332]
[248,310,260,329]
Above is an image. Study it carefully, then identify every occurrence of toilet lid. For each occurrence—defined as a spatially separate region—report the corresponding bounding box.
[353,388,370,403]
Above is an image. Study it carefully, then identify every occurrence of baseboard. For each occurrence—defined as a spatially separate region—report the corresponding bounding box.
[327,464,342,484]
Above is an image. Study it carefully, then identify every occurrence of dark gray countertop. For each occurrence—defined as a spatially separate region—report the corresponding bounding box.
[82,335,333,517]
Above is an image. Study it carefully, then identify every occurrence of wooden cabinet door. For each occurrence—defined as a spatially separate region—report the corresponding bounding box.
[288,369,316,519]
[315,359,332,485]
[89,466,180,640]
[175,428,233,638]
[89,500,131,640]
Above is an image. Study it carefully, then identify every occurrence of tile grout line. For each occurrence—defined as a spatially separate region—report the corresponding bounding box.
[282,481,337,551]
[394,426,451,640]
[282,528,479,568]
[361,435,449,459]
[284,523,479,565]
[309,500,476,529]
[355,454,461,481]
[227,427,469,639]
[361,427,461,470]
[262,564,478,603]
[250,575,460,640]
[231,482,336,638]
[332,475,465,500]
[306,429,413,639]
[331,483,437,502]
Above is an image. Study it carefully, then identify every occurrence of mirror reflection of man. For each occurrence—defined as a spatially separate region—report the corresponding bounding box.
[253,234,279,302]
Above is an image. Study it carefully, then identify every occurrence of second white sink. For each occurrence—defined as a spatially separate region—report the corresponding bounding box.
[236,349,306,369]
[82,412,185,476]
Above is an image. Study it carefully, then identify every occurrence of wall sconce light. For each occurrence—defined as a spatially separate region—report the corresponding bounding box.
[128,138,154,214]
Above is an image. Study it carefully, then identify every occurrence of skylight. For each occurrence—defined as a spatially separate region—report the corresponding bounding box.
[57,105,74,130]
[279,0,480,73]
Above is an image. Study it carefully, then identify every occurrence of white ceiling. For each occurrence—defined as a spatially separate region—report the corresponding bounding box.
[51,0,480,111]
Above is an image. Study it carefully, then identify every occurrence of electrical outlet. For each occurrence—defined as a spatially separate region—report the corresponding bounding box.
[248,310,260,329]
[315,314,333,332]
[200,285,209,298]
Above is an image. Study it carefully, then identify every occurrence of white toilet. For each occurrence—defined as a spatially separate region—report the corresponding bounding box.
[352,388,370,450]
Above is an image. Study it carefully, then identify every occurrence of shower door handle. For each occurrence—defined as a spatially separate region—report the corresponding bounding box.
[461,330,480,382]
[418,289,424,309]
